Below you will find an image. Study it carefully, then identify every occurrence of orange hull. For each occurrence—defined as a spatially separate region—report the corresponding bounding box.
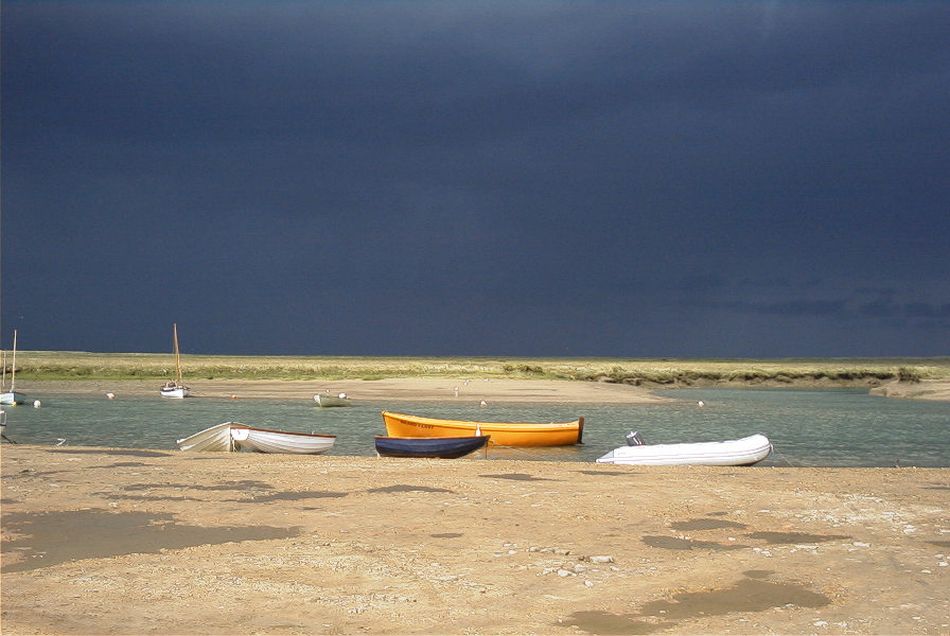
[381,411,583,447]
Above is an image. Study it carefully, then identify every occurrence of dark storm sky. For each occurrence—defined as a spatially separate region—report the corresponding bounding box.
[2,1,948,357]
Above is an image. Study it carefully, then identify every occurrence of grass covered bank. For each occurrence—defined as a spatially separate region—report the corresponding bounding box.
[8,351,950,387]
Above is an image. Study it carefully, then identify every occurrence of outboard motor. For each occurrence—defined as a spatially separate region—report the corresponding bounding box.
[625,430,645,446]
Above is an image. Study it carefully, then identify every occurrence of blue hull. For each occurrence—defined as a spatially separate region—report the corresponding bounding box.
[374,435,490,459]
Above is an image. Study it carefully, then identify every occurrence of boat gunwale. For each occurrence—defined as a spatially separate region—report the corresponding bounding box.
[373,434,492,442]
[230,423,336,439]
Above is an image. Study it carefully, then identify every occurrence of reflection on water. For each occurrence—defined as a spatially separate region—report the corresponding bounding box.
[2,388,948,466]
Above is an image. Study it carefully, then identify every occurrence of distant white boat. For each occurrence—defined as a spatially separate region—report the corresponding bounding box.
[160,323,191,399]
[177,422,336,455]
[596,433,772,466]
[160,384,189,399]
[313,392,352,407]
[0,330,27,406]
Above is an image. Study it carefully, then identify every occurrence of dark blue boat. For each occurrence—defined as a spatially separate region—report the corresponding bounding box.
[374,435,490,459]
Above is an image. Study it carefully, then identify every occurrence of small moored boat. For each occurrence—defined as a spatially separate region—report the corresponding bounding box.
[374,435,490,459]
[160,323,190,399]
[596,432,772,466]
[176,422,336,455]
[314,392,352,407]
[381,411,583,447]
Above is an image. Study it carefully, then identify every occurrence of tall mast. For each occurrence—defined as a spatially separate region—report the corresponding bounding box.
[2,349,6,391]
[173,323,182,385]
[10,330,17,392]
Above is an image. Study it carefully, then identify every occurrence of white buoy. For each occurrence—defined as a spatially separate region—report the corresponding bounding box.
[33,400,42,408]
[698,400,705,407]
[106,392,116,400]
[480,400,488,407]
[338,392,347,399]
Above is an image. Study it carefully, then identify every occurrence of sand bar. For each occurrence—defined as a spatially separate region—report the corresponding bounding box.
[1,445,948,634]
[24,377,672,404]
[21,377,950,403]
[869,379,950,402]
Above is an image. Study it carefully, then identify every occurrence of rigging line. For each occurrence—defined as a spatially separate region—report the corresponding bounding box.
[772,448,799,467]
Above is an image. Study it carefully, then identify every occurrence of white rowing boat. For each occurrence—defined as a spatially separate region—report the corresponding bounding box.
[231,426,336,454]
[176,422,336,455]
[176,422,234,452]
[596,432,772,466]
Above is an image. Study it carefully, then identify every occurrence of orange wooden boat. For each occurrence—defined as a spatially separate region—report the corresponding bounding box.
[381,411,584,447]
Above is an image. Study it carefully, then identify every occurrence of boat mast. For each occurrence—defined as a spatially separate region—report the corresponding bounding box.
[173,323,182,386]
[2,349,6,391]
[10,330,17,392]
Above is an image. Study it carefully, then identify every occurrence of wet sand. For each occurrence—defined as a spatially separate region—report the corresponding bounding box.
[2,445,948,634]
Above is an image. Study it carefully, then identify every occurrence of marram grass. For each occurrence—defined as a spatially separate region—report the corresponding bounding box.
[7,351,949,385]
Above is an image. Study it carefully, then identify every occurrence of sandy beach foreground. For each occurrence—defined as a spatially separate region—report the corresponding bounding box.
[1,446,947,635]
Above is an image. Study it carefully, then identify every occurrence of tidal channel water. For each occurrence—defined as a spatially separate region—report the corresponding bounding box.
[3,388,948,467]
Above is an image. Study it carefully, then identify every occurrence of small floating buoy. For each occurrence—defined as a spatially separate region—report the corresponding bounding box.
[230,394,238,400]
[33,400,42,408]
[338,392,347,399]
[698,400,705,407]
[106,392,116,400]
[480,400,488,407]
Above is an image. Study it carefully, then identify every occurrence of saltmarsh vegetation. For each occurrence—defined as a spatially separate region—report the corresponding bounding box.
[10,351,950,386]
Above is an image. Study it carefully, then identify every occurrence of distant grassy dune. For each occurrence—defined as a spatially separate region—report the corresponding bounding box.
[8,352,950,386]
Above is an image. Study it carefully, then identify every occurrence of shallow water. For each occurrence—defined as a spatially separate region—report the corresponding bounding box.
[2,388,948,466]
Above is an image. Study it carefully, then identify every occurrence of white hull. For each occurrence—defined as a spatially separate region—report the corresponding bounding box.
[177,422,234,451]
[596,434,772,466]
[313,394,351,407]
[160,386,190,399]
[177,422,335,455]
[0,391,26,406]
[232,426,336,454]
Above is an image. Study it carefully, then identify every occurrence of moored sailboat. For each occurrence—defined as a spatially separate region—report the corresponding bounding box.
[0,330,27,406]
[160,323,190,398]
